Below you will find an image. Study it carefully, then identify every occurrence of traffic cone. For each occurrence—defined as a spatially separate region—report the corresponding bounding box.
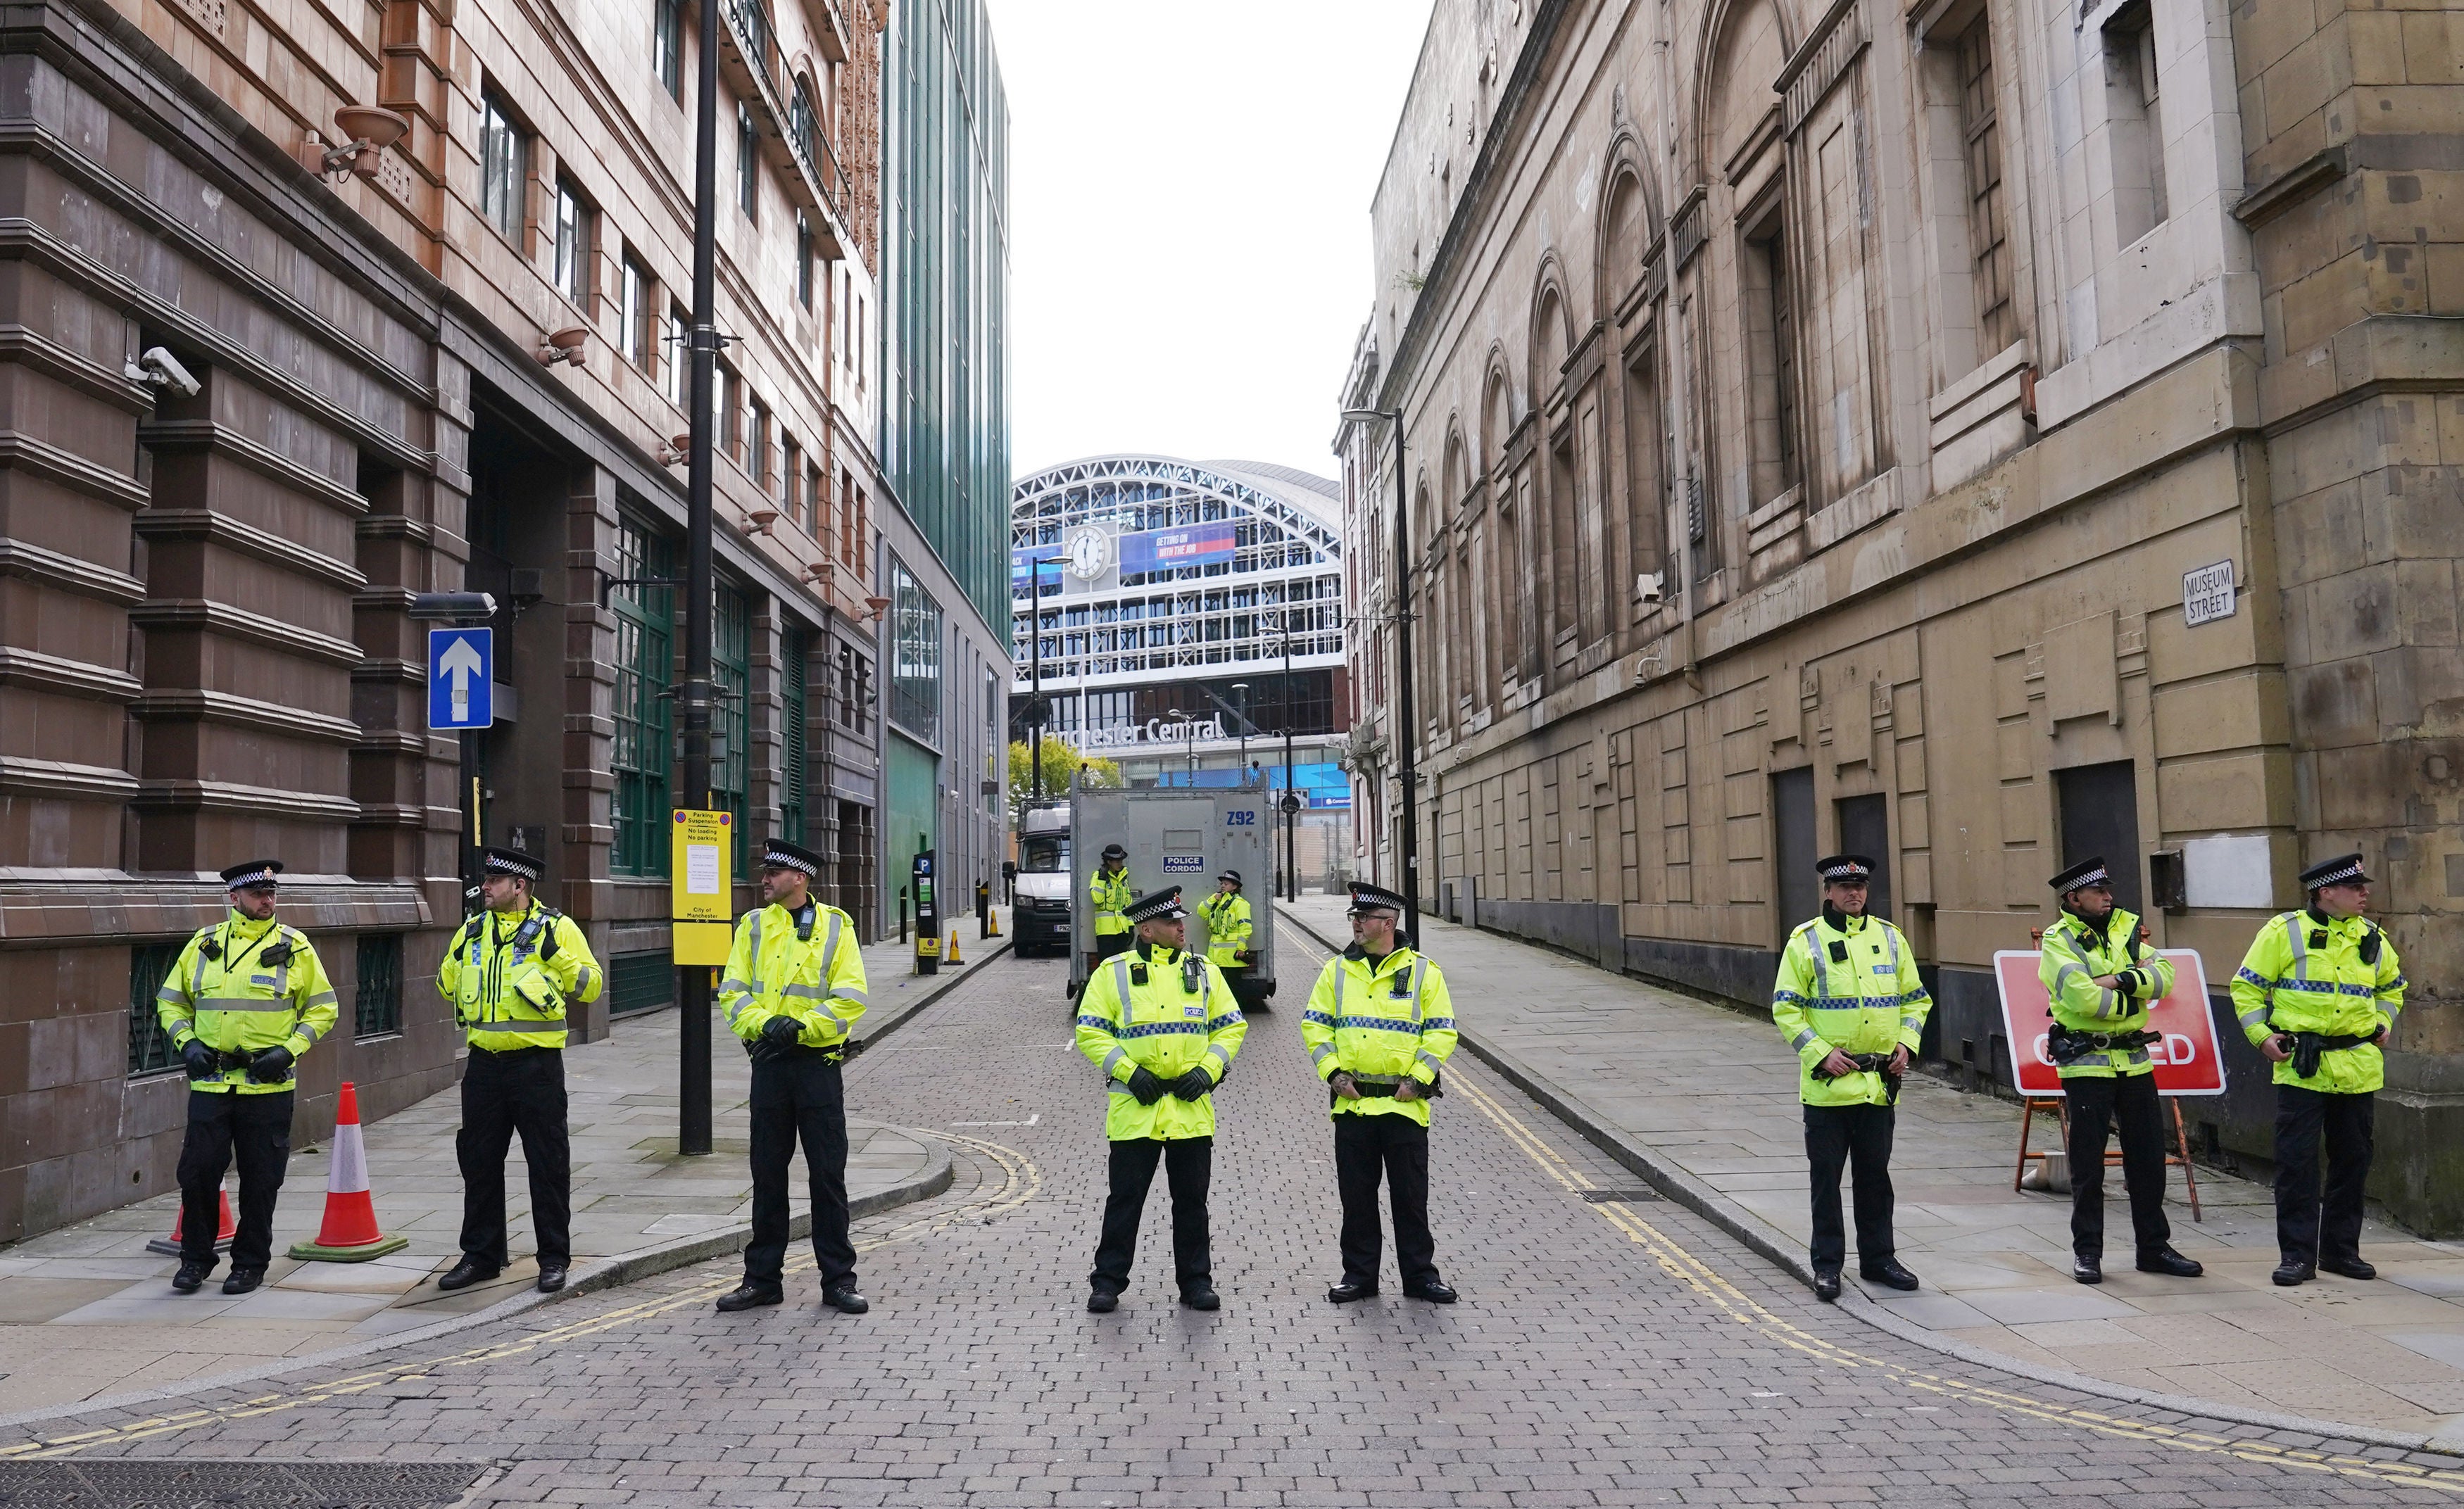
[287,1082,408,1261]
[944,929,963,964]
[986,909,1001,937]
[145,1186,236,1256]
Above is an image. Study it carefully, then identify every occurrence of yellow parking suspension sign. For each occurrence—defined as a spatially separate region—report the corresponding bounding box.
[671,809,733,965]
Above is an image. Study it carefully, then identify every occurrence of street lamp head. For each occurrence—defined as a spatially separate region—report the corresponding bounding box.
[1340,407,1398,424]
[409,591,498,622]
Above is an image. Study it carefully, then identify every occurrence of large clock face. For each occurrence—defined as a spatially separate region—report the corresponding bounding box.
[1065,525,1110,581]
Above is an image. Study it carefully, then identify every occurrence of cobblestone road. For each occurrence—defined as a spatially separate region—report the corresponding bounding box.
[7,940,2461,1506]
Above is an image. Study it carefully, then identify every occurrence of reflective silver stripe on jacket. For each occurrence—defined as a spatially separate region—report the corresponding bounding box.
[1799,922,1828,997]
[784,983,826,999]
[295,1022,323,1047]
[194,997,293,1014]
[473,1018,567,1035]
[1100,1047,1126,1078]
[1309,1042,1334,1066]
[832,986,869,1006]
[1207,1044,1233,1072]
[1790,1027,1819,1052]
[572,965,598,999]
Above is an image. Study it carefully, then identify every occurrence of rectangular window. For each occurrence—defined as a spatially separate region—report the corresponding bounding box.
[720,366,741,462]
[127,942,184,1078]
[479,92,526,241]
[1955,13,2016,356]
[354,935,403,1039]
[748,399,771,486]
[781,436,802,523]
[653,0,683,101]
[664,302,689,406]
[737,101,759,221]
[887,557,943,744]
[554,179,594,311]
[781,624,810,845]
[839,474,856,564]
[610,951,674,1016]
[612,519,676,876]
[2105,4,2167,244]
[1623,345,1666,590]
[807,462,826,545]
[1740,210,1800,503]
[796,212,815,308]
[714,584,751,872]
[622,255,653,371]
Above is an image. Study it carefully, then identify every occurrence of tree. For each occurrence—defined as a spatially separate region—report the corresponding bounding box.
[1008,736,1121,825]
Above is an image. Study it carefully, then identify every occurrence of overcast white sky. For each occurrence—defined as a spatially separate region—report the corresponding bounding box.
[980,1,1431,484]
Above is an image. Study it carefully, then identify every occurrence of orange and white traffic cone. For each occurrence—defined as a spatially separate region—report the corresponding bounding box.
[145,1185,236,1256]
[287,1082,407,1261]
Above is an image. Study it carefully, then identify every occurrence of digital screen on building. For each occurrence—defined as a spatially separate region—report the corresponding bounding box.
[1010,548,1063,591]
[1119,523,1236,575]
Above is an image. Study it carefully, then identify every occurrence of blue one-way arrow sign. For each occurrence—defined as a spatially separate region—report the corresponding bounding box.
[427,627,494,730]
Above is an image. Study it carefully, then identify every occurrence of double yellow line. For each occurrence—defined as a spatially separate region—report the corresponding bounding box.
[1,1129,1041,1462]
[1452,1058,2464,1496]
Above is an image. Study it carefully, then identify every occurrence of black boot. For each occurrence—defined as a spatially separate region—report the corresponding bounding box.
[2271,1257,2314,1287]
[823,1286,869,1314]
[2073,1256,2103,1285]
[220,1268,264,1296]
[1326,1280,1378,1303]
[2136,1247,2204,1278]
[715,1282,782,1313]
[171,1261,211,1294]
[1811,1268,1841,1303]
[436,1258,501,1292]
[1859,1259,1920,1292]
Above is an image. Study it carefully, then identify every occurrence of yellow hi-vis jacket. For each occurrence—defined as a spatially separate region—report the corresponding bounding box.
[1090,867,1133,937]
[157,910,338,1093]
[2037,907,2173,1079]
[1198,890,1252,968]
[1770,909,1930,1106]
[720,901,868,1051]
[438,903,602,1052]
[1076,940,1246,1139]
[1300,944,1457,1128]
[2230,909,2403,1094]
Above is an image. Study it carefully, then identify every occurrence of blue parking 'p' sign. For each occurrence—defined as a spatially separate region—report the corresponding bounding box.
[427,628,494,730]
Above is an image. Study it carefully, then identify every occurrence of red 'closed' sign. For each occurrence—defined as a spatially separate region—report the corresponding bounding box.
[1990,950,2228,1097]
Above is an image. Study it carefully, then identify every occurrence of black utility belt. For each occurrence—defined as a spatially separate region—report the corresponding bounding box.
[1813,1052,1900,1080]
[2046,1025,2156,1065]
[1332,1071,1441,1104]
[2281,1030,2372,1080]
[748,1041,849,1063]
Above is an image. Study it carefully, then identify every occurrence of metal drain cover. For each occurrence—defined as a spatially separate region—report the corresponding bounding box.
[0,1460,486,1508]
[1578,1188,1661,1203]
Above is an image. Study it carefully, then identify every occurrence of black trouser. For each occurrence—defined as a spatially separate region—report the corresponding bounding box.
[1221,966,1268,1016]
[743,1050,855,1289]
[1090,1136,1212,1295]
[456,1047,570,1268]
[1334,1112,1437,1289]
[2275,1086,2374,1266]
[2063,1071,2172,1260]
[1803,1102,1895,1273]
[177,1088,293,1271]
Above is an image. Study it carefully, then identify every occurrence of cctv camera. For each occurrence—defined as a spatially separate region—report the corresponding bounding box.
[1635,571,1664,604]
[136,346,201,397]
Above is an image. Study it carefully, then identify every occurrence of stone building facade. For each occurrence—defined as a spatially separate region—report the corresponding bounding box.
[0,0,895,1243]
[1338,0,2464,1230]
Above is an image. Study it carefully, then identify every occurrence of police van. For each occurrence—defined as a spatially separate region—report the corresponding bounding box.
[1068,775,1276,1008]
[1011,802,1073,957]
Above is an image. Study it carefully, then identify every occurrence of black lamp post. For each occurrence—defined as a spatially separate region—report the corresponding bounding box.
[1026,555,1064,798]
[1340,405,1416,945]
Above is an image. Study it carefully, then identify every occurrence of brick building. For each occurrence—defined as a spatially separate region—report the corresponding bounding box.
[1338,0,2464,1229]
[0,0,896,1242]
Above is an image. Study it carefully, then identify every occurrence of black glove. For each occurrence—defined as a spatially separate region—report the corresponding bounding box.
[182,1040,216,1080]
[248,1046,294,1083]
[1126,1066,1167,1106]
[1171,1068,1213,1101]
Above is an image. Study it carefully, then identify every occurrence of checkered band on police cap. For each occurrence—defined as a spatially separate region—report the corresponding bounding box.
[219,859,284,890]
[761,839,823,877]
[2049,857,2110,892]
[1126,888,1186,923]
[2299,852,2368,890]
[1815,854,1875,883]
[1348,882,1407,916]
[480,847,543,883]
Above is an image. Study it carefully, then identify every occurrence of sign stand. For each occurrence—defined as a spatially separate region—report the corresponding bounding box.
[1995,935,2223,1225]
[2013,1094,2204,1223]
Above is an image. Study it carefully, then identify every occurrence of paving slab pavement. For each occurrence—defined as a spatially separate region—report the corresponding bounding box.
[1281,895,2464,1444]
[0,911,1010,1417]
